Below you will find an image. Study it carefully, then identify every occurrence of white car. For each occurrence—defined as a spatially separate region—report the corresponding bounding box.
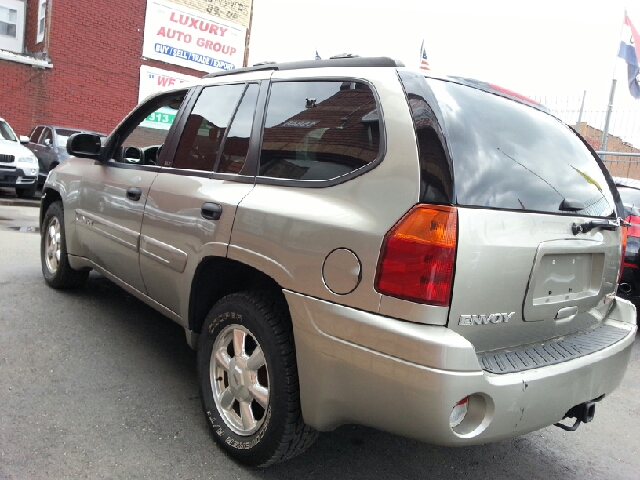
[0,117,39,198]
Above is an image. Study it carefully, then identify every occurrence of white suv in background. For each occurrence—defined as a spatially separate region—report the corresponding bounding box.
[0,117,39,198]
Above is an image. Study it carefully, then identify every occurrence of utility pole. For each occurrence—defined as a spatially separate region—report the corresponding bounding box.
[243,2,254,67]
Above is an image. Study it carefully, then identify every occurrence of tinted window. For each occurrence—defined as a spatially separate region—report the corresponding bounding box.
[399,72,453,203]
[29,126,43,143]
[427,78,616,217]
[40,127,53,146]
[217,83,260,174]
[172,84,245,172]
[259,81,380,181]
[116,91,186,165]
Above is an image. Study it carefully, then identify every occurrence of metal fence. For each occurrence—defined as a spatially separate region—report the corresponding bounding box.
[532,94,640,179]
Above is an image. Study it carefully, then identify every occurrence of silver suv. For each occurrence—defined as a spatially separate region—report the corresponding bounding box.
[39,57,637,466]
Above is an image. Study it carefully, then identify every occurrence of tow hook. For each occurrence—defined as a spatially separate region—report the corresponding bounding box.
[554,401,596,431]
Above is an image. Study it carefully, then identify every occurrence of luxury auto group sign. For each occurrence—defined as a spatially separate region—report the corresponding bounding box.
[142,0,246,73]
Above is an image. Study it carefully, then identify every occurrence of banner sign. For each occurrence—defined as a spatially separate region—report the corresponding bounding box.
[168,0,253,28]
[138,66,198,130]
[138,65,199,103]
[143,0,246,73]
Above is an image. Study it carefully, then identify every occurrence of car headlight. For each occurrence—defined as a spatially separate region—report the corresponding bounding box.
[18,155,38,164]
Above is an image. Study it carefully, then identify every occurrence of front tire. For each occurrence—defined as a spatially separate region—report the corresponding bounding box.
[197,291,317,466]
[41,201,89,289]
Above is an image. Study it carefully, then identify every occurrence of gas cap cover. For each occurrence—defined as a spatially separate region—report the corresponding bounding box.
[322,248,362,295]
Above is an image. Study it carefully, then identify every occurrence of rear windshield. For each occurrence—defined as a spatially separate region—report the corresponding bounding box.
[400,73,617,218]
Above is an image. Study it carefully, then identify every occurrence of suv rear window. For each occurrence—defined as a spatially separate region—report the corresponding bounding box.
[400,72,616,218]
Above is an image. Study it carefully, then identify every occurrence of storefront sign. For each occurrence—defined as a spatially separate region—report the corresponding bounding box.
[138,65,199,103]
[168,0,253,28]
[143,0,246,73]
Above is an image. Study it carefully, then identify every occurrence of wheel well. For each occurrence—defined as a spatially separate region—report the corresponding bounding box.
[40,187,62,228]
[189,257,285,334]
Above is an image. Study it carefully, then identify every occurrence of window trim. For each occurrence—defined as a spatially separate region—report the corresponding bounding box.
[36,0,46,44]
[254,77,387,188]
[0,0,25,53]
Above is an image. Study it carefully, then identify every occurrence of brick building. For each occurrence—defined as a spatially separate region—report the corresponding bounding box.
[574,122,640,179]
[0,0,251,137]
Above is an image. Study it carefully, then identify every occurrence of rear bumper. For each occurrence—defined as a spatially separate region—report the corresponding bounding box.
[287,291,637,445]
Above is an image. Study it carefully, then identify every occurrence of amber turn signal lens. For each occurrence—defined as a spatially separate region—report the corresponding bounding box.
[375,205,457,306]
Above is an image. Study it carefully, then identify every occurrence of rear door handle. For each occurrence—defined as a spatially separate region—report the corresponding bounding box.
[126,187,142,201]
[201,202,222,220]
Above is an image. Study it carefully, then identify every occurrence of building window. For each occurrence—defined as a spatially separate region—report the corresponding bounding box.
[0,0,24,53]
[36,0,46,43]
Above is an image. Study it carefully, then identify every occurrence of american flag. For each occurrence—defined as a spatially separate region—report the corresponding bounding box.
[420,40,430,71]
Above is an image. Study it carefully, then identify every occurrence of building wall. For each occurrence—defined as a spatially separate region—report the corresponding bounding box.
[575,122,640,179]
[0,0,206,136]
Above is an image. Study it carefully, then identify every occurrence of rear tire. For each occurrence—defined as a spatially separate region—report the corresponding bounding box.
[197,291,317,466]
[16,183,37,198]
[41,201,89,289]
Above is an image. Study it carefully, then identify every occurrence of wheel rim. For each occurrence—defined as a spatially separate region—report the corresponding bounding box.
[210,324,270,436]
[44,216,61,274]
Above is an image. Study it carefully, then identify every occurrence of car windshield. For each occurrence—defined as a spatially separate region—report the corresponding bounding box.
[0,121,17,141]
[617,186,640,214]
[55,129,82,148]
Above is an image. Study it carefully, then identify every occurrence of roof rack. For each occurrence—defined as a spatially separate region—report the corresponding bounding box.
[203,56,404,79]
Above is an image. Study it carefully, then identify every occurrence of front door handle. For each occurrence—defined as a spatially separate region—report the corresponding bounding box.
[126,187,142,201]
[201,202,222,220]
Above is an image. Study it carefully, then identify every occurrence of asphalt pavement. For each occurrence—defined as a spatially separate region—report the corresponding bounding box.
[0,193,638,479]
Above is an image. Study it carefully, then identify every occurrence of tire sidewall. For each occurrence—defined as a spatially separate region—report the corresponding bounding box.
[41,202,65,284]
[197,296,289,465]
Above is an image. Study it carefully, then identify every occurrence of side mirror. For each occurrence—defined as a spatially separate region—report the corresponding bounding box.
[67,133,103,160]
[19,135,29,144]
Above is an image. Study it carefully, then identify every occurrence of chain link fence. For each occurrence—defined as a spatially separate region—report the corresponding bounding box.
[532,94,640,179]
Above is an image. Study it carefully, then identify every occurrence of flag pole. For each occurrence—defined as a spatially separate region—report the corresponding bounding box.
[576,89,586,133]
[600,9,627,150]
[600,80,616,150]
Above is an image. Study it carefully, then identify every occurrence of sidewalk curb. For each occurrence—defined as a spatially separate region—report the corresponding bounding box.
[0,200,40,208]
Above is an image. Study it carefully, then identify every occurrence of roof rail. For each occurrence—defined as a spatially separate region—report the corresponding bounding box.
[203,56,405,79]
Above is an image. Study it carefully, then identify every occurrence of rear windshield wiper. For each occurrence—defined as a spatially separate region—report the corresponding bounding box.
[572,219,620,235]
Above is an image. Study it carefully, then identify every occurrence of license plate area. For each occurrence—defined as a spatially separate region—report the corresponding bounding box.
[532,253,601,304]
[523,240,613,322]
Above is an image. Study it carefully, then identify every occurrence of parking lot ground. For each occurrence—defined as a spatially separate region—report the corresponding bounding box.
[0,201,638,479]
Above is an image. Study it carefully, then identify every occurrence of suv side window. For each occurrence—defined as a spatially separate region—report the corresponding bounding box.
[29,126,44,143]
[40,127,53,146]
[172,84,245,172]
[114,91,186,165]
[258,81,381,181]
[216,83,260,174]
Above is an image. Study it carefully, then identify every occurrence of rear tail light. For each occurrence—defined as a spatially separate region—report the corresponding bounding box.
[375,205,457,306]
[625,215,640,238]
[620,217,631,281]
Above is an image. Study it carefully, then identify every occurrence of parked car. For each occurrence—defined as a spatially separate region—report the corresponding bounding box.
[0,117,39,198]
[39,57,637,467]
[26,125,106,185]
[613,176,640,305]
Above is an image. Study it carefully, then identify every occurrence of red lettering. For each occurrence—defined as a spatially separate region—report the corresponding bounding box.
[157,27,166,37]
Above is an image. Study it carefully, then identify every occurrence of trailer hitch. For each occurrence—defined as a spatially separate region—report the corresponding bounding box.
[554,401,596,431]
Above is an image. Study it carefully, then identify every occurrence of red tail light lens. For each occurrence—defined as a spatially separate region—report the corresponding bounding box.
[620,217,629,281]
[625,215,640,238]
[375,205,457,306]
